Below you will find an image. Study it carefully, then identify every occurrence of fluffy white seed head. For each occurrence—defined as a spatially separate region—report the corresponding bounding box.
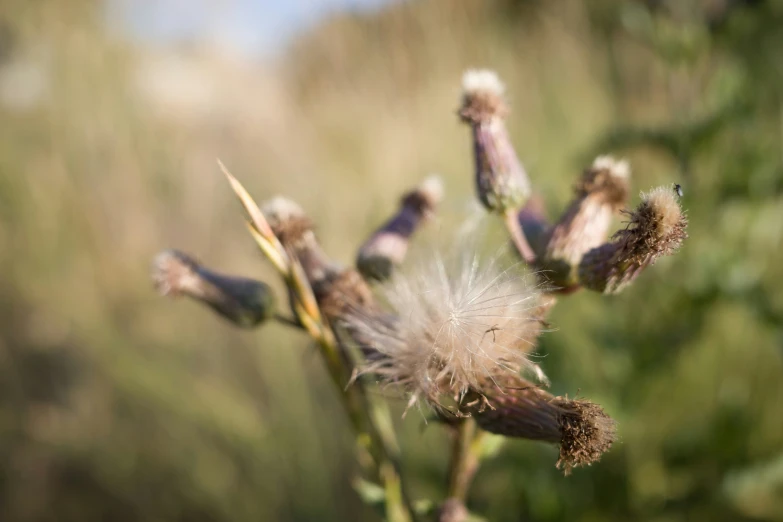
[592,155,630,179]
[461,69,505,96]
[348,244,547,412]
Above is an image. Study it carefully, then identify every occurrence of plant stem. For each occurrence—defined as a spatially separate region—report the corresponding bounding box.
[504,209,536,265]
[447,419,481,502]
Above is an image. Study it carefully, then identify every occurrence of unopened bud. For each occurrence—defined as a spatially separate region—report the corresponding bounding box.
[261,196,335,284]
[579,185,688,293]
[152,250,275,328]
[539,156,630,288]
[356,175,443,281]
[459,69,530,213]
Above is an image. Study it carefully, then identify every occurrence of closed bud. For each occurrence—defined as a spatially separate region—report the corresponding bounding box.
[261,196,335,285]
[262,197,376,325]
[462,374,616,475]
[356,175,443,282]
[579,185,688,293]
[540,156,630,288]
[459,69,530,213]
[152,250,275,328]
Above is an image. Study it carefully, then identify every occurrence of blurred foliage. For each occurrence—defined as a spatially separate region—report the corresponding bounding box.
[0,0,781,521]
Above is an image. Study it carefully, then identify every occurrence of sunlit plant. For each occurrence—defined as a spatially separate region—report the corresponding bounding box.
[154,70,687,522]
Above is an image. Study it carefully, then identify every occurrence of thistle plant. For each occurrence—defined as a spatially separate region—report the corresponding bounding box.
[153,70,688,521]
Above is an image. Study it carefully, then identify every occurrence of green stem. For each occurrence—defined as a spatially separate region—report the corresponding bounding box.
[447,419,480,502]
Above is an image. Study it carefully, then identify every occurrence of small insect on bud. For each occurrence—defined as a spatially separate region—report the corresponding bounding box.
[461,374,617,475]
[356,175,444,282]
[459,69,530,214]
[578,186,689,293]
[152,250,276,328]
[674,183,684,198]
[539,156,630,289]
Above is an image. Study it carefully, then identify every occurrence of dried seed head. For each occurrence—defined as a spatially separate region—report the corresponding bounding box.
[261,196,336,284]
[458,69,530,213]
[357,175,444,282]
[459,69,507,123]
[579,186,689,293]
[540,156,631,288]
[348,245,546,412]
[463,374,616,475]
[152,249,276,328]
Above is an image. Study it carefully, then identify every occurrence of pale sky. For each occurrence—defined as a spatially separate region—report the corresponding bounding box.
[106,0,395,57]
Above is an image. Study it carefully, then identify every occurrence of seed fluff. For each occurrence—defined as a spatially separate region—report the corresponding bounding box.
[347,242,548,413]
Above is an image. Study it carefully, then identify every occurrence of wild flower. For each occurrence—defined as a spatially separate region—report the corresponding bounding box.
[459,69,531,214]
[539,155,630,288]
[579,185,688,293]
[357,175,443,282]
[152,249,275,327]
[347,242,548,412]
[462,373,617,475]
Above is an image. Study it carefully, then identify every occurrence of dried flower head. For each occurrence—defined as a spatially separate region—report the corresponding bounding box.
[579,185,688,293]
[357,175,444,282]
[348,244,547,412]
[261,196,336,284]
[458,69,530,213]
[462,374,616,475]
[539,155,631,289]
[152,249,276,327]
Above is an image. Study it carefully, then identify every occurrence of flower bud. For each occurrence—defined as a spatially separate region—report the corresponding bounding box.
[459,69,530,213]
[262,197,376,324]
[462,374,616,475]
[579,185,688,293]
[356,175,443,282]
[539,156,630,289]
[152,250,275,328]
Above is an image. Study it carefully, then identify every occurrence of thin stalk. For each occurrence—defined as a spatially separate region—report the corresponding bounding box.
[447,419,480,502]
[503,209,536,265]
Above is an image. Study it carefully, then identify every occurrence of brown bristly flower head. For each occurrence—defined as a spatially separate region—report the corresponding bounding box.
[459,69,531,214]
[152,249,276,328]
[462,374,616,475]
[539,155,630,289]
[357,175,444,282]
[347,242,548,413]
[579,185,688,294]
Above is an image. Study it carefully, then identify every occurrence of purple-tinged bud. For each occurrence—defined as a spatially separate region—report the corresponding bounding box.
[459,69,530,213]
[152,250,276,328]
[462,374,616,475]
[357,176,443,282]
[539,156,630,288]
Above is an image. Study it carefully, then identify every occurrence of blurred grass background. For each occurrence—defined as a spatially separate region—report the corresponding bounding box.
[1,0,782,520]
